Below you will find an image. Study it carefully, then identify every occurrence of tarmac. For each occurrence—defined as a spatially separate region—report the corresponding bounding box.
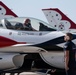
[3,71,66,75]
[5,72,50,75]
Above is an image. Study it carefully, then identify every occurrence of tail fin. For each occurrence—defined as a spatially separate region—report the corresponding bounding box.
[0,1,18,20]
[42,8,76,31]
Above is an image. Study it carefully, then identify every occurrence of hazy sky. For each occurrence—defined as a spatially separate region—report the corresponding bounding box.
[0,0,76,23]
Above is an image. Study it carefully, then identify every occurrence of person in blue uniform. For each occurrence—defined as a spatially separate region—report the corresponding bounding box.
[64,33,76,75]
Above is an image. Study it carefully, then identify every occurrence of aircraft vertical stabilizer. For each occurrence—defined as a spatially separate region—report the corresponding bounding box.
[0,1,18,20]
[42,8,76,31]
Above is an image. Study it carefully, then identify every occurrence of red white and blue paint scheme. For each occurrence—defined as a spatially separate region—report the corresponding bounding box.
[0,1,76,73]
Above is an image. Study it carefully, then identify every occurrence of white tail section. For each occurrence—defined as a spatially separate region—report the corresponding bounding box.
[42,8,76,31]
[0,1,18,20]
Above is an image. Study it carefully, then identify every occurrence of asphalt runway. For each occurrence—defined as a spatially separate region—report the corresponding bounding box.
[5,72,50,75]
[4,71,66,75]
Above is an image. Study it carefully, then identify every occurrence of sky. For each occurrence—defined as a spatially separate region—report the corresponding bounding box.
[0,0,76,23]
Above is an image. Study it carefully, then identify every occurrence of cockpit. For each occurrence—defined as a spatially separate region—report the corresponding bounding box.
[0,17,56,31]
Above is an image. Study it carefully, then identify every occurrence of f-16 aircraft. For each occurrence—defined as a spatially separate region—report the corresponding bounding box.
[0,1,56,74]
[42,8,76,31]
[0,1,75,75]
[0,17,76,73]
